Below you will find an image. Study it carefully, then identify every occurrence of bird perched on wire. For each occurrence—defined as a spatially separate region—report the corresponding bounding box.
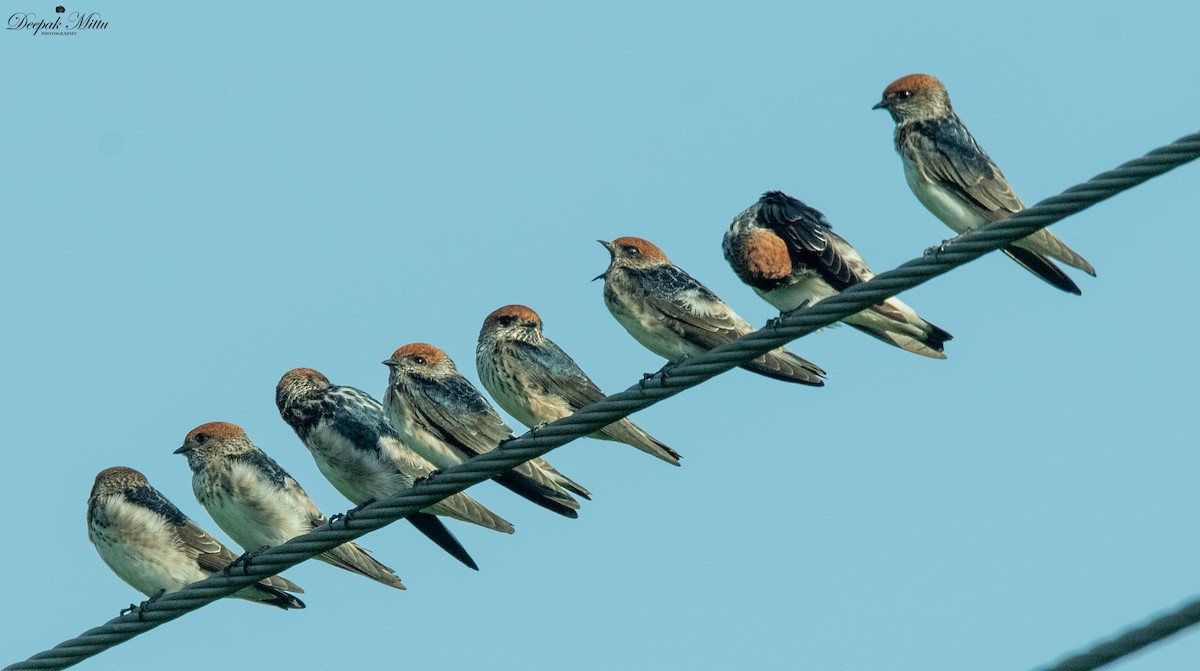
[874,73,1096,294]
[276,367,514,571]
[87,466,305,609]
[723,191,952,359]
[477,304,682,466]
[175,421,404,590]
[597,236,826,386]
[383,343,590,517]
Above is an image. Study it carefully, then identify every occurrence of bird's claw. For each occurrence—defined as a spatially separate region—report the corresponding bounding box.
[412,471,442,486]
[658,355,690,379]
[225,546,270,576]
[638,371,658,390]
[329,499,377,528]
[121,588,166,620]
[924,238,956,259]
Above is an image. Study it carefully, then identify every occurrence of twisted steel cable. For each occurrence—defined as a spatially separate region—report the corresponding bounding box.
[7,130,1199,671]
[1033,597,1200,671]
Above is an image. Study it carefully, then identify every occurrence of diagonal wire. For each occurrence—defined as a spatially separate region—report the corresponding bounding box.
[1032,596,1200,671]
[6,130,1200,671]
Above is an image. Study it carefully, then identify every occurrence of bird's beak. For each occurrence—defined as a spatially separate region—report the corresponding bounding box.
[382,359,396,367]
[594,240,613,281]
[871,99,889,110]
[173,445,189,455]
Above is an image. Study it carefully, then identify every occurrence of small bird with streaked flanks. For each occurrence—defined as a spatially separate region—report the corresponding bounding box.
[87,466,305,609]
[175,421,404,590]
[477,304,682,466]
[276,367,514,571]
[383,343,590,516]
[597,236,826,385]
[874,73,1096,294]
[724,191,952,359]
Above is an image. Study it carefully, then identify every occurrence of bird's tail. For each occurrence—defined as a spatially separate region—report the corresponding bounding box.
[845,298,952,359]
[1002,245,1083,295]
[317,541,405,589]
[531,457,592,499]
[595,419,682,466]
[1017,229,1096,276]
[406,511,482,570]
[247,582,306,609]
[492,466,582,518]
[741,348,826,386]
[429,491,515,534]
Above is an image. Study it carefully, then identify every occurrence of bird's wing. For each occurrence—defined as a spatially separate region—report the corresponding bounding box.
[510,340,606,411]
[756,191,869,291]
[912,116,1025,217]
[413,375,514,459]
[639,265,749,350]
[125,485,236,572]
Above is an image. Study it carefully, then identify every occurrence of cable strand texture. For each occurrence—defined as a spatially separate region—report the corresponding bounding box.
[6,130,1200,671]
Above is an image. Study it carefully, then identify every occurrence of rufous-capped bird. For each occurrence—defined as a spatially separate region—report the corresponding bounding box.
[477,304,682,465]
[598,236,826,385]
[724,190,952,358]
[175,421,404,589]
[875,73,1095,294]
[87,466,305,609]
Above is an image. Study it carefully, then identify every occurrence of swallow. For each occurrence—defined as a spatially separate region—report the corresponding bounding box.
[175,421,405,590]
[87,466,305,609]
[477,304,682,466]
[276,367,514,571]
[597,236,826,385]
[723,191,952,359]
[875,73,1096,294]
[383,343,590,518]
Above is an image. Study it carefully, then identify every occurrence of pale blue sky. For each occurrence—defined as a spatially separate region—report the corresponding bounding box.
[3,3,1200,670]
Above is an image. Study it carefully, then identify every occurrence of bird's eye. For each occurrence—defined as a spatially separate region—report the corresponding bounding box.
[195,433,209,445]
[624,245,640,255]
[895,90,912,100]
[412,355,427,365]
[498,316,514,326]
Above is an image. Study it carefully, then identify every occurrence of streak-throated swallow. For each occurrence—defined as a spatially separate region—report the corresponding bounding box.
[383,343,590,518]
[477,304,682,465]
[875,73,1095,294]
[724,190,952,358]
[598,236,826,385]
[175,421,405,589]
[87,466,305,609]
[276,367,514,571]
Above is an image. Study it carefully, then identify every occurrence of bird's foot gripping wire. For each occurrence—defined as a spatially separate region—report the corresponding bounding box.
[923,237,958,259]
[639,355,690,389]
[224,546,271,576]
[658,355,691,379]
[411,471,443,487]
[638,371,656,389]
[329,499,377,529]
[120,588,166,620]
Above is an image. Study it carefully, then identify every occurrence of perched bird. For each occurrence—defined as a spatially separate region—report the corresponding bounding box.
[874,73,1096,294]
[86,466,305,609]
[383,343,590,517]
[175,421,404,590]
[477,304,682,466]
[597,236,826,385]
[724,191,952,359]
[276,367,514,571]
